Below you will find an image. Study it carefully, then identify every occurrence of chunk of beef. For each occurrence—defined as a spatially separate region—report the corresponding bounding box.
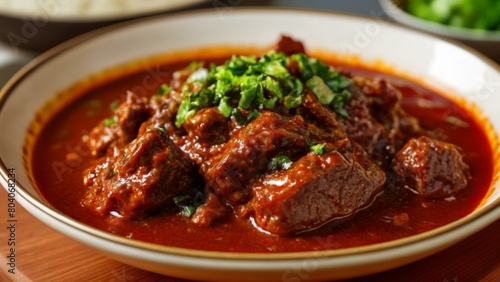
[274,35,306,55]
[391,136,470,198]
[191,193,230,227]
[82,127,197,219]
[87,91,151,157]
[302,90,351,151]
[358,77,425,150]
[250,147,386,236]
[180,107,230,165]
[336,85,394,168]
[184,107,229,144]
[137,64,192,140]
[202,111,308,205]
[139,91,181,138]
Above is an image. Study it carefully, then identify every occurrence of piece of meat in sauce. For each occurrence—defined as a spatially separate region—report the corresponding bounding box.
[274,35,306,55]
[138,69,193,139]
[200,107,385,235]
[301,90,352,151]
[338,84,394,168]
[202,111,309,206]
[391,136,471,198]
[86,91,151,158]
[338,77,426,168]
[138,91,181,139]
[191,193,230,226]
[82,127,198,219]
[250,145,386,236]
[357,77,424,149]
[180,107,230,165]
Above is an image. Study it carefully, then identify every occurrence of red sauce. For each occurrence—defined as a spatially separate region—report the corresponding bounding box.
[30,55,494,252]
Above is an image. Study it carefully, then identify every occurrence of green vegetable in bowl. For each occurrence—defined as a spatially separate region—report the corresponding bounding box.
[405,0,500,31]
[174,51,352,127]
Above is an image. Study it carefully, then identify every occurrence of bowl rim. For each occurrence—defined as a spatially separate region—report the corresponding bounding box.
[0,0,209,23]
[379,0,500,41]
[1,6,500,261]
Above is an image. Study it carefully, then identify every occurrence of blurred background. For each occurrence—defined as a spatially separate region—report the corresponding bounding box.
[0,0,498,86]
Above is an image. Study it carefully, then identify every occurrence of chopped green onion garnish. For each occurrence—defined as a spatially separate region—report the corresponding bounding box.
[155,126,167,134]
[171,51,352,127]
[109,100,120,111]
[262,76,284,99]
[180,206,197,217]
[218,97,232,118]
[307,76,335,105]
[157,84,171,96]
[263,97,279,109]
[330,89,351,118]
[232,108,246,125]
[283,93,302,109]
[310,143,326,155]
[263,59,290,79]
[103,117,117,127]
[175,98,196,128]
[268,155,294,172]
[173,190,205,218]
[246,110,261,124]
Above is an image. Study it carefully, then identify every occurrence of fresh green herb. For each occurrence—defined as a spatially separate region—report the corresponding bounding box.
[157,84,171,96]
[263,96,279,109]
[310,143,326,155]
[330,89,351,118]
[405,0,500,31]
[226,55,257,75]
[268,155,294,172]
[103,116,117,127]
[246,109,261,124]
[173,195,191,206]
[238,76,263,109]
[180,206,197,217]
[307,76,335,105]
[155,126,167,134]
[283,92,302,109]
[263,59,290,79]
[175,98,197,128]
[173,51,352,127]
[218,97,232,118]
[262,76,284,99]
[184,61,205,72]
[109,100,120,112]
[290,53,314,80]
[232,108,246,125]
[173,191,205,218]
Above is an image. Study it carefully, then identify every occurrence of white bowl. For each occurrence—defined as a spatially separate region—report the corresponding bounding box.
[379,0,500,63]
[0,0,208,53]
[1,8,499,282]
[0,0,208,21]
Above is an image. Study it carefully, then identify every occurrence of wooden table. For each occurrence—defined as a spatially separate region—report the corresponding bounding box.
[0,188,498,282]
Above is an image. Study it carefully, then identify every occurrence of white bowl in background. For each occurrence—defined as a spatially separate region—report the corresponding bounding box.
[0,0,209,53]
[379,0,500,63]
